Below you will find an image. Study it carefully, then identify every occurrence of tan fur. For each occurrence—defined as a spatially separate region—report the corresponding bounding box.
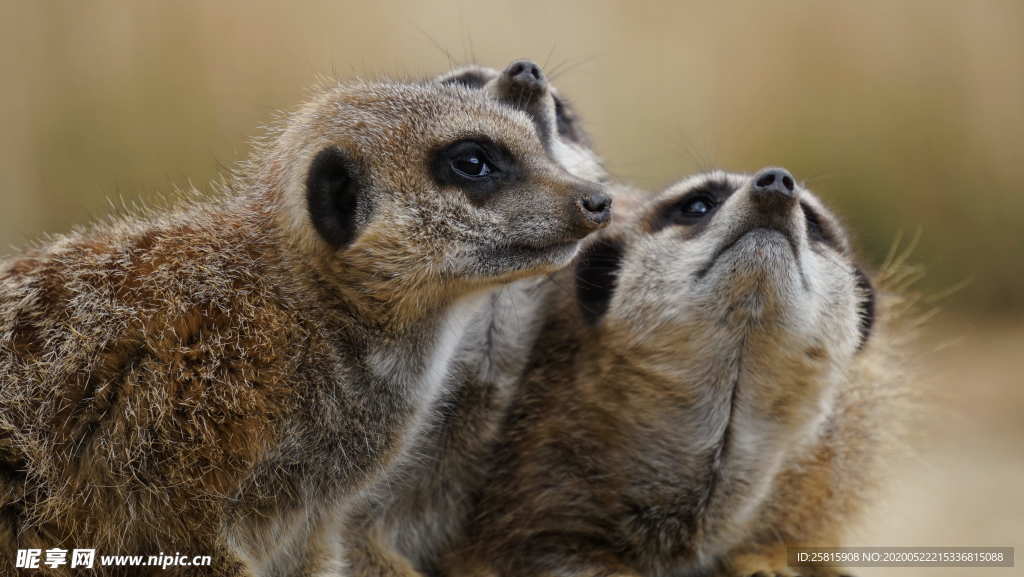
[340,61,617,577]
[438,171,910,577]
[0,78,607,575]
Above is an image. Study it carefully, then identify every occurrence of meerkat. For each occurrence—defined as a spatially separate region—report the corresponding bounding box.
[436,60,608,184]
[339,60,633,577]
[439,168,908,577]
[0,78,612,576]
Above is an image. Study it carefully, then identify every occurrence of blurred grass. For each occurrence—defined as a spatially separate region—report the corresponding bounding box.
[1,0,1022,315]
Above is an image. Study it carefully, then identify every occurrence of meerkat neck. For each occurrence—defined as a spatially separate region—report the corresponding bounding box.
[576,327,779,557]
[365,290,490,402]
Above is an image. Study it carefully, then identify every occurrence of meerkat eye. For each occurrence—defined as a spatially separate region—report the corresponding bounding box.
[682,198,712,215]
[451,150,493,178]
[431,138,515,202]
[440,140,501,183]
[668,195,717,225]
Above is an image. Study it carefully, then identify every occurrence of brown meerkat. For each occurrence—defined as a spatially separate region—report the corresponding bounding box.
[439,168,908,577]
[0,78,611,575]
[339,60,636,577]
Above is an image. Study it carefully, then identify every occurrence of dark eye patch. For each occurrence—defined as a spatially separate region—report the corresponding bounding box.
[800,202,841,249]
[576,237,626,325]
[666,193,719,225]
[429,137,519,205]
[648,180,734,234]
[853,267,876,351]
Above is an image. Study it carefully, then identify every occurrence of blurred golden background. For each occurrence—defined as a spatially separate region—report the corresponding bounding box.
[1,0,1021,573]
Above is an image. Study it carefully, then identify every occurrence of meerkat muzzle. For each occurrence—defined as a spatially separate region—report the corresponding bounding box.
[736,166,803,243]
[578,190,613,228]
[750,167,799,215]
[499,60,548,98]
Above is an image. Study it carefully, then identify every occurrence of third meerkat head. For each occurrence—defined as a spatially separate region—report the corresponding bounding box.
[436,60,608,183]
[572,168,876,553]
[259,80,611,322]
[579,167,874,399]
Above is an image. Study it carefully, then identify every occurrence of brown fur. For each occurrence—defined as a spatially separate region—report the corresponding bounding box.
[0,78,607,575]
[340,60,615,577]
[437,171,911,577]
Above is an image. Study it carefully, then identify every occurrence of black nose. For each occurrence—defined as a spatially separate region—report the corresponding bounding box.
[504,60,546,88]
[752,167,796,198]
[579,191,612,227]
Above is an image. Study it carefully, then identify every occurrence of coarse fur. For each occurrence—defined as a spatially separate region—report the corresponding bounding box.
[340,61,621,577]
[439,170,911,577]
[0,78,609,576]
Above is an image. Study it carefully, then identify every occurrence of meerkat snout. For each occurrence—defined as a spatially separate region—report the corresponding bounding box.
[750,166,798,206]
[673,167,811,293]
[490,59,558,150]
[753,166,796,195]
[737,166,803,250]
[504,59,545,87]
[576,185,613,228]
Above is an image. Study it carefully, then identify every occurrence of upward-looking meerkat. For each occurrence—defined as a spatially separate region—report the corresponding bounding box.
[340,60,632,577]
[0,78,611,575]
[440,168,908,577]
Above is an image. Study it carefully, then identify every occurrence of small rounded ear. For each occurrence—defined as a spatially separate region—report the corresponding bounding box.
[307,147,359,248]
[854,267,876,350]
[576,237,626,325]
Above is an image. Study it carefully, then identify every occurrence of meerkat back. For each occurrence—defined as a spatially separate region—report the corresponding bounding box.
[440,168,905,577]
[0,78,610,576]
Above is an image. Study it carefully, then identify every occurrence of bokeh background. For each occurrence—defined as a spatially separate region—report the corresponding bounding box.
[1,0,1021,573]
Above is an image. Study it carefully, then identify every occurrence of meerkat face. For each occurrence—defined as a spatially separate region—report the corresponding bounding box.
[270,81,611,302]
[576,168,875,457]
[581,168,873,365]
[570,169,876,554]
[436,61,608,183]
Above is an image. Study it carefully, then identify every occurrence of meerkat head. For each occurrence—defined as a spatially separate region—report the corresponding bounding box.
[436,60,607,183]
[261,80,611,323]
[572,169,876,554]
[579,167,874,386]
